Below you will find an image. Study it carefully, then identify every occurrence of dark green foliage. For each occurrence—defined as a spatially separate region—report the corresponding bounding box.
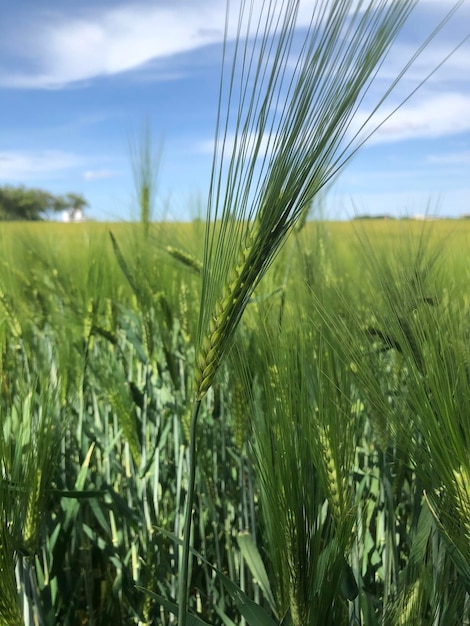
[0,186,88,221]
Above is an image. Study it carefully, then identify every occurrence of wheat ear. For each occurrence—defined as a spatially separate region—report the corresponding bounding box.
[195,227,257,399]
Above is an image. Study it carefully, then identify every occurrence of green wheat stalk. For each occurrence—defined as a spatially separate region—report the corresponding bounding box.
[129,121,161,235]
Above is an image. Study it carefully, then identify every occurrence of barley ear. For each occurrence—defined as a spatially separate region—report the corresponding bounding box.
[165,246,202,274]
[194,226,257,399]
[22,468,44,555]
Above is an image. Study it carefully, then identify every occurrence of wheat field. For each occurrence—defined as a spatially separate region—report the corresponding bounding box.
[0,218,469,625]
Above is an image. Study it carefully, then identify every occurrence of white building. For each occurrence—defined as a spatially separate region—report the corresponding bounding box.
[62,208,88,222]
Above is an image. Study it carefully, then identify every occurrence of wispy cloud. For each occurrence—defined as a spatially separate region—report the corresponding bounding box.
[197,131,275,159]
[427,150,470,165]
[0,2,228,88]
[197,88,470,158]
[82,169,121,181]
[0,150,82,181]
[2,0,467,89]
[353,92,470,144]
[374,40,470,88]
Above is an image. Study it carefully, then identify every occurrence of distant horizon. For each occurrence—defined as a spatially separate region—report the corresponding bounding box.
[42,210,470,223]
[1,0,469,222]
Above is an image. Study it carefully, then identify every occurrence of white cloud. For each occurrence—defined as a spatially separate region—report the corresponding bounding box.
[197,88,470,160]
[427,150,470,165]
[3,0,468,89]
[374,38,470,88]
[353,92,470,144]
[197,131,275,158]
[0,150,82,181]
[82,169,121,181]
[0,2,228,88]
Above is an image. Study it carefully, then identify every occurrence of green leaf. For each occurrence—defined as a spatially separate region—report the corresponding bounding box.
[279,609,293,626]
[62,442,95,532]
[51,489,105,499]
[214,605,238,626]
[217,570,278,626]
[237,531,277,614]
[109,231,139,297]
[339,559,359,601]
[135,588,211,626]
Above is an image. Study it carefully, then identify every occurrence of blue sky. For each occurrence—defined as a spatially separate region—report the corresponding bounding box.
[1,0,469,221]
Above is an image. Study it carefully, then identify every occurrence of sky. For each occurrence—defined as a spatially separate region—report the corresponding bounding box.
[0,0,469,222]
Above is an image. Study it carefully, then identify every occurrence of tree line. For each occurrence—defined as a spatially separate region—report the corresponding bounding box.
[0,185,88,221]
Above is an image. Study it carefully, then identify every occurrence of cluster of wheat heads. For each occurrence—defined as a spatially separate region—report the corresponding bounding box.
[179,0,469,623]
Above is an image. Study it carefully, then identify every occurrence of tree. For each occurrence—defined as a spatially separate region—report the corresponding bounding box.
[63,193,89,221]
[64,193,87,212]
[0,186,87,221]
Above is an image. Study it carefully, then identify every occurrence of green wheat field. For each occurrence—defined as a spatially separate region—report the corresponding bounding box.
[0,218,469,625]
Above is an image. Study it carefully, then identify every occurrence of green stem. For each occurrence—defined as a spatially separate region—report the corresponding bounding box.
[178,398,202,625]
